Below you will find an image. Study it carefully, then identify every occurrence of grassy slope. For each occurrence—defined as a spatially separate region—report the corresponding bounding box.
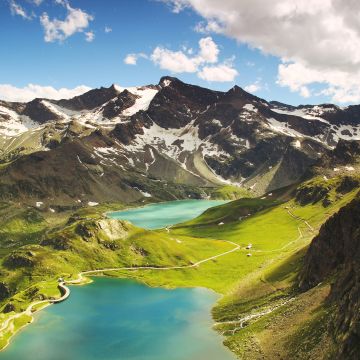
[114,176,358,359]
[0,175,358,357]
[0,199,236,349]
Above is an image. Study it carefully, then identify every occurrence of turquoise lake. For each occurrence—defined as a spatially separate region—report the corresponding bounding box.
[108,199,227,229]
[1,200,236,360]
[1,278,236,360]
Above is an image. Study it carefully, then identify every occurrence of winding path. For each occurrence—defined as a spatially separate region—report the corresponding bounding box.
[0,207,314,340]
[213,207,315,332]
[0,240,240,337]
[286,208,314,232]
[0,282,70,338]
[67,240,240,284]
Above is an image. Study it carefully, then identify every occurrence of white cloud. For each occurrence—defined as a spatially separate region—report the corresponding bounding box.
[162,0,187,13]
[127,34,237,82]
[104,26,112,33]
[163,0,360,103]
[33,0,43,5]
[198,64,238,82]
[124,53,148,65]
[277,61,360,102]
[194,20,223,34]
[244,81,262,93]
[40,0,94,42]
[0,84,91,102]
[124,54,137,65]
[149,36,231,79]
[151,46,200,73]
[85,31,95,42]
[10,1,33,20]
[198,37,219,63]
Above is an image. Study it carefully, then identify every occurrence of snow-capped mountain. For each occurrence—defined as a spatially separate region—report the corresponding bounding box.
[0,76,359,205]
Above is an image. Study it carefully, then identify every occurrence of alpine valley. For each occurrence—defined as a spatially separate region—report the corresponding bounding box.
[0,77,359,359]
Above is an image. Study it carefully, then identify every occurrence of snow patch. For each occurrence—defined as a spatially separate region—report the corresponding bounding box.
[0,105,39,136]
[113,86,159,116]
[88,202,99,206]
[133,187,152,197]
[243,104,257,113]
[293,139,301,148]
[267,118,305,138]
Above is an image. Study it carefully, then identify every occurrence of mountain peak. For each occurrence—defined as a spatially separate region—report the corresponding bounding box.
[159,76,181,87]
[110,84,121,93]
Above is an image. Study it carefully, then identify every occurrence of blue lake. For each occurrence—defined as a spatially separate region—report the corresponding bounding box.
[1,278,236,360]
[108,199,227,229]
[1,200,235,360]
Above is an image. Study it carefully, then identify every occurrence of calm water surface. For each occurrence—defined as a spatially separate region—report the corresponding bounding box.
[1,278,236,360]
[108,199,227,229]
[1,200,235,360]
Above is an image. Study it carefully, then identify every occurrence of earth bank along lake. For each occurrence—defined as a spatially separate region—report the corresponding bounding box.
[2,200,236,359]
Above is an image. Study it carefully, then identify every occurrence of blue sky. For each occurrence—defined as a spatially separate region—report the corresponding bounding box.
[1,0,359,105]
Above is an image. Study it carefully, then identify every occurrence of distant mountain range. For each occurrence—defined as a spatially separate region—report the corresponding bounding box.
[0,76,359,206]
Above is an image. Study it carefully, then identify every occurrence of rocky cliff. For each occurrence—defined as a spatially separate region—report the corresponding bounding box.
[299,195,360,359]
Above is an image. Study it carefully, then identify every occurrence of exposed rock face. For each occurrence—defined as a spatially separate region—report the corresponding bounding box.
[295,183,330,206]
[3,302,15,313]
[147,77,221,129]
[1,77,360,204]
[332,139,360,163]
[55,84,120,111]
[319,140,360,168]
[111,112,152,145]
[23,99,62,123]
[0,282,11,301]
[3,252,35,269]
[96,219,130,241]
[41,235,72,250]
[336,176,360,194]
[101,90,138,119]
[299,195,360,359]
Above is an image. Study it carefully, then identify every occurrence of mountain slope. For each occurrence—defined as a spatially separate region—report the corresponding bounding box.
[1,76,360,205]
[299,195,360,359]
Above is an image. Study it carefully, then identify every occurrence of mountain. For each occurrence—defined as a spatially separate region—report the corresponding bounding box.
[299,194,360,359]
[1,76,359,207]
[0,76,360,359]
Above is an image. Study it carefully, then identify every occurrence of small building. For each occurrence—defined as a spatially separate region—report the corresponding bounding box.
[247,253,252,257]
[246,244,252,249]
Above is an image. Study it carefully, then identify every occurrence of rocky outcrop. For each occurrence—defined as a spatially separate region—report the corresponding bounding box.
[295,182,330,206]
[299,195,360,359]
[41,235,72,250]
[23,99,62,123]
[336,176,360,194]
[0,282,11,301]
[3,251,35,269]
[101,89,138,119]
[1,77,360,204]
[56,84,119,111]
[147,76,221,129]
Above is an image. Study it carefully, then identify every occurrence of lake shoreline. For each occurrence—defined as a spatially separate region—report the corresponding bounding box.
[1,277,236,359]
[0,199,236,358]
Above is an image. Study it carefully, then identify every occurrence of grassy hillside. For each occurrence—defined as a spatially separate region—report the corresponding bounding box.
[113,175,359,359]
[0,174,358,357]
